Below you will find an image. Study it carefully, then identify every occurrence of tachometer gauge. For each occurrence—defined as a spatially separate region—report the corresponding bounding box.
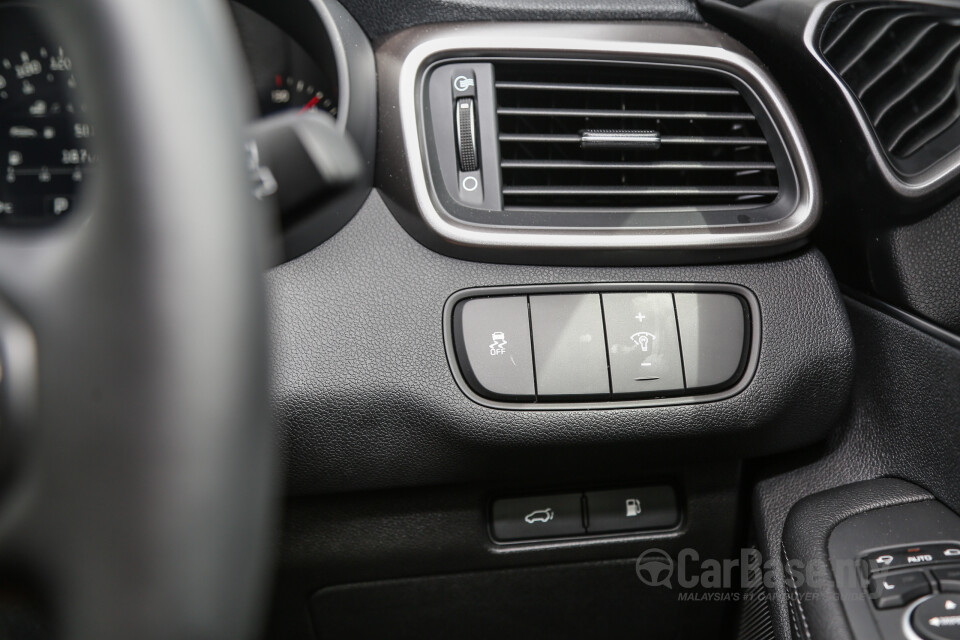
[231,2,339,118]
[267,74,336,116]
[0,5,94,225]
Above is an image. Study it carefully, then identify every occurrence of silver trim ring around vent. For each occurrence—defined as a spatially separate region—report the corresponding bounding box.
[806,0,960,197]
[395,23,820,251]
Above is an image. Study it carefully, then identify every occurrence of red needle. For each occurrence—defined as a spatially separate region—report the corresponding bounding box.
[298,96,320,114]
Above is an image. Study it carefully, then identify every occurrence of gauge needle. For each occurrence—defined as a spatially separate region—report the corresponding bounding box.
[299,96,320,114]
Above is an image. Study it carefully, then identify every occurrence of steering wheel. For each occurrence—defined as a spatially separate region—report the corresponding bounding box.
[0,1,275,639]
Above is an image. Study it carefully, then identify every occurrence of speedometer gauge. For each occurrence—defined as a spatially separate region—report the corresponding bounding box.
[0,5,94,225]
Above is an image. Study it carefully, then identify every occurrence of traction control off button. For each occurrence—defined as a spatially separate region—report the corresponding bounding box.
[453,296,535,401]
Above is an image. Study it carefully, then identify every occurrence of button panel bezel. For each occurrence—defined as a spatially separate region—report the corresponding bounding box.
[489,484,682,544]
[443,282,760,411]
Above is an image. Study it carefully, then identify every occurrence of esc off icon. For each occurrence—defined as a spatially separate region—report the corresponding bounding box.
[489,331,507,356]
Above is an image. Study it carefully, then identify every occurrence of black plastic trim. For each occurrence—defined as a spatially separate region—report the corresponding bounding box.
[842,288,960,353]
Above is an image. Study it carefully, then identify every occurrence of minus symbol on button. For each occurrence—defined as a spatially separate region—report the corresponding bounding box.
[634,376,660,381]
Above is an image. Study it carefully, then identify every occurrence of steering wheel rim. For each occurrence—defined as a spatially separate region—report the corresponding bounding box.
[0,2,275,639]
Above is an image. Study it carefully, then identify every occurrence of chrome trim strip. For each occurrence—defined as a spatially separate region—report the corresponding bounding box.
[397,24,821,250]
[580,129,662,150]
[805,0,960,197]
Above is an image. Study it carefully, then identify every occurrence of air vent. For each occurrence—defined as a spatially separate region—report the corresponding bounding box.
[494,61,780,210]
[820,2,960,172]
[399,24,818,253]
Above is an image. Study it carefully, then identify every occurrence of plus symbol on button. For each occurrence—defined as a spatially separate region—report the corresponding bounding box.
[635,312,646,322]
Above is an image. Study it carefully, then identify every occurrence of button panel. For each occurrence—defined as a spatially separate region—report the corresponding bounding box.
[491,485,680,542]
[856,543,960,614]
[863,544,960,574]
[450,285,753,404]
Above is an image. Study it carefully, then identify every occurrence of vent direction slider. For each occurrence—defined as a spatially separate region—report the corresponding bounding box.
[580,129,661,150]
[456,98,479,171]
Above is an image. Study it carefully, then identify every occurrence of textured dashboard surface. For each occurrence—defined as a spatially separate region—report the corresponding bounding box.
[337,0,701,39]
[875,194,960,335]
[753,299,960,640]
[266,191,854,496]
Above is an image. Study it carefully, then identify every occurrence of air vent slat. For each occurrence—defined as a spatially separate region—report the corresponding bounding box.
[500,160,777,170]
[869,39,960,125]
[495,81,741,96]
[854,22,938,98]
[821,4,895,54]
[895,101,960,158]
[886,80,959,152]
[496,107,756,120]
[837,11,925,75]
[494,61,779,210]
[822,2,960,168]
[502,186,779,196]
[498,133,770,146]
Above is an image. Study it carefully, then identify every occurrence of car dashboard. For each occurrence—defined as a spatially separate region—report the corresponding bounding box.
[5,0,960,639]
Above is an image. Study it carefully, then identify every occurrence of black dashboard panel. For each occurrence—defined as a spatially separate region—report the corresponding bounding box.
[267,191,854,495]
[336,0,702,38]
[244,0,960,639]
[15,0,960,638]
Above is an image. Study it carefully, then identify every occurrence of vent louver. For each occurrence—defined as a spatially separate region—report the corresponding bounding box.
[494,61,780,210]
[820,2,960,170]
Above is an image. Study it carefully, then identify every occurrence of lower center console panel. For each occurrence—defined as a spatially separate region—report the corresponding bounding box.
[780,479,960,640]
[831,499,960,640]
[270,462,742,640]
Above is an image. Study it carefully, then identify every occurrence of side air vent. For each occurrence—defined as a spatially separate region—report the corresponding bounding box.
[494,61,780,210]
[820,2,960,174]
